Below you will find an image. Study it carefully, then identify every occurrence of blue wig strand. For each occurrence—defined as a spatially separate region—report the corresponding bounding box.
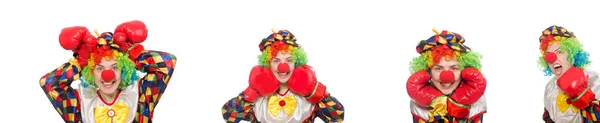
[543,65,553,76]
[79,77,89,88]
[123,71,140,86]
[574,50,590,68]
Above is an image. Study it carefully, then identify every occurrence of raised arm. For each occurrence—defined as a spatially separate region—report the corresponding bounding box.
[39,59,83,123]
[133,50,177,123]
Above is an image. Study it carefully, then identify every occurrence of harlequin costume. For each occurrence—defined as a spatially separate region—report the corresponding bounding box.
[406,29,487,123]
[538,26,600,123]
[221,29,345,123]
[39,20,177,123]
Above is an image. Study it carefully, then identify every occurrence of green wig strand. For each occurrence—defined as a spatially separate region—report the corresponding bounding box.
[409,51,482,74]
[258,45,308,68]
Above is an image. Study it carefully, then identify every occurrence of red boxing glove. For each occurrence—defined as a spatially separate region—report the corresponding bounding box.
[243,65,280,102]
[557,67,595,109]
[59,26,97,67]
[114,20,148,44]
[406,71,444,107]
[447,98,470,119]
[287,65,326,103]
[113,20,147,61]
[127,44,145,61]
[450,67,487,105]
[59,26,93,50]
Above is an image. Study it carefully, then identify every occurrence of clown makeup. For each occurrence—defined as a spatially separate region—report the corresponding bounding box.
[430,56,461,94]
[270,51,295,83]
[93,58,122,98]
[546,43,573,78]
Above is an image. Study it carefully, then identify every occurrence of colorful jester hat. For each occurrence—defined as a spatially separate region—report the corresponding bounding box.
[58,20,147,88]
[257,29,308,68]
[538,25,576,53]
[259,29,299,51]
[538,25,590,76]
[416,28,471,54]
[410,28,482,73]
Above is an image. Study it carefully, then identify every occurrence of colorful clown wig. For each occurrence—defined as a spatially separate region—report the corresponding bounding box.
[409,28,483,74]
[258,29,308,68]
[80,32,139,88]
[537,25,590,76]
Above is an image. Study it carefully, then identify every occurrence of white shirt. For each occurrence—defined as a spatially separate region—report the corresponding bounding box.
[78,84,139,123]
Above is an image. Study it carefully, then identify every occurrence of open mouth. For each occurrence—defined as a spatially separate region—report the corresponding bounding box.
[102,80,115,88]
[439,81,454,88]
[553,64,563,75]
[277,71,290,77]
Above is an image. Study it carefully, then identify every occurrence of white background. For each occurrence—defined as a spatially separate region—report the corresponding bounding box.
[1,0,599,122]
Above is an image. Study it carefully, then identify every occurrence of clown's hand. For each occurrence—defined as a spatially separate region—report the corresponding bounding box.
[287,65,326,103]
[450,67,486,105]
[557,67,595,109]
[59,26,97,67]
[406,71,444,107]
[244,65,280,102]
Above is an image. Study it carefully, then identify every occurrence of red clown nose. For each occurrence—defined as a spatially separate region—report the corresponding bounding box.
[440,70,455,83]
[545,52,557,63]
[278,62,290,73]
[101,70,116,82]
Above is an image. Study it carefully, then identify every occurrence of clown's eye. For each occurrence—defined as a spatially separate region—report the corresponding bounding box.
[273,59,280,63]
[452,67,460,71]
[557,50,563,54]
[433,67,442,71]
[286,59,293,63]
[112,67,118,70]
[96,67,104,71]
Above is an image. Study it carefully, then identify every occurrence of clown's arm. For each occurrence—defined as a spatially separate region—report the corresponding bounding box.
[39,59,83,123]
[132,50,177,122]
[221,92,259,123]
[312,92,345,123]
[573,70,600,121]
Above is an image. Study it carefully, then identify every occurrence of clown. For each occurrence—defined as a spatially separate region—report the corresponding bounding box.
[39,20,177,123]
[406,28,487,122]
[221,29,345,123]
[539,25,600,123]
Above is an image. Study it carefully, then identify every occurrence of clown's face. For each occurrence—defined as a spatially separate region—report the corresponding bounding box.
[270,51,295,83]
[93,58,122,95]
[431,56,461,94]
[545,43,572,78]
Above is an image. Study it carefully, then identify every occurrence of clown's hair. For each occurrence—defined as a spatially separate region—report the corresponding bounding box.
[409,46,482,74]
[538,37,590,76]
[80,48,139,88]
[258,43,308,68]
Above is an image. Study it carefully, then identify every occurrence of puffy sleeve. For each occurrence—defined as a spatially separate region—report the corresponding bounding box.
[311,92,345,123]
[39,59,83,123]
[132,50,177,123]
[221,92,258,123]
